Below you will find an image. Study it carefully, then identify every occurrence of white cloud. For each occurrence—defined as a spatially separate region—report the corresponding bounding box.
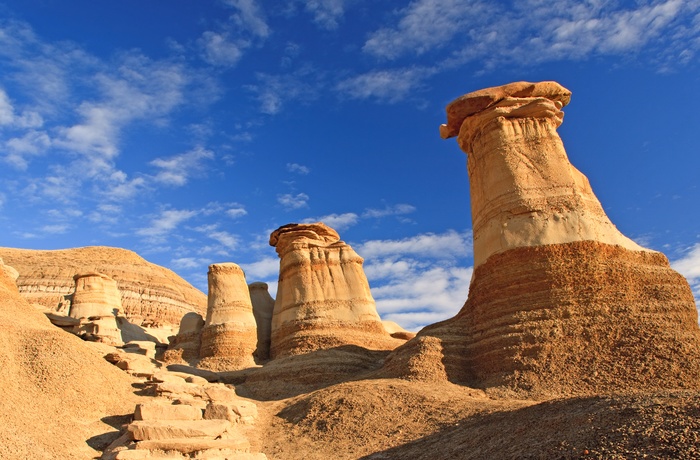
[240,256,280,280]
[199,31,245,67]
[137,209,198,237]
[41,224,70,234]
[672,243,700,310]
[3,130,51,170]
[363,0,490,59]
[151,146,215,186]
[226,206,248,219]
[363,203,416,219]
[303,212,359,231]
[171,257,210,270]
[287,162,310,175]
[0,87,43,128]
[336,68,434,102]
[225,0,270,39]
[304,0,347,30]
[357,229,472,260]
[209,230,239,250]
[248,68,320,114]
[278,192,309,210]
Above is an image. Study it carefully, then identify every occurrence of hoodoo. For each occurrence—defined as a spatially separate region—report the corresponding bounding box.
[383,81,700,396]
[249,282,275,361]
[198,263,258,370]
[269,223,403,358]
[70,272,124,345]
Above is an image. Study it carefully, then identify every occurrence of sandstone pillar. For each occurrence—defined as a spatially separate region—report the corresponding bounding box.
[269,222,402,358]
[198,263,257,370]
[70,272,123,345]
[164,312,205,364]
[381,82,700,396]
[248,282,275,361]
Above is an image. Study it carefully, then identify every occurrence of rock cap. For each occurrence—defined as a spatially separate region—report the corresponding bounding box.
[439,81,571,139]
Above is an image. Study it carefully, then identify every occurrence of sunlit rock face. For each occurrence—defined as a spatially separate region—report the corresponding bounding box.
[269,223,403,358]
[198,263,257,370]
[381,82,700,397]
[0,246,206,327]
[70,273,123,320]
[249,282,275,361]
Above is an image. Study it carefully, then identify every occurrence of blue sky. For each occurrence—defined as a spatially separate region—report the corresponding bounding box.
[1,0,699,331]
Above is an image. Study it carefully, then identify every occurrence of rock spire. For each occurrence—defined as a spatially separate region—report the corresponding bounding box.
[269,222,403,358]
[382,81,700,396]
[198,263,258,370]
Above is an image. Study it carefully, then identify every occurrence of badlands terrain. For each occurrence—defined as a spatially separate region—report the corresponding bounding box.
[1,81,700,459]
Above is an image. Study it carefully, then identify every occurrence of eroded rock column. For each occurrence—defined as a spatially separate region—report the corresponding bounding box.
[198,263,257,370]
[381,81,700,396]
[70,272,123,345]
[249,282,275,361]
[269,223,402,358]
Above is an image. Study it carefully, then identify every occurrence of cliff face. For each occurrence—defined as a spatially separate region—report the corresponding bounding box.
[381,81,700,397]
[0,246,206,327]
[269,223,403,358]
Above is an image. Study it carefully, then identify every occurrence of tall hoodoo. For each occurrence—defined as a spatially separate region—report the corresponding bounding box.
[382,81,700,396]
[198,263,257,370]
[248,282,275,361]
[269,222,402,358]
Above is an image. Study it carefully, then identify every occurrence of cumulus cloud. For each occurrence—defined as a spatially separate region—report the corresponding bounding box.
[151,146,215,186]
[241,256,280,280]
[358,230,474,331]
[278,192,309,210]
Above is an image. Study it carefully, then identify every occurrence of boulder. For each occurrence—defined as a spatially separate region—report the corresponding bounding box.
[198,263,258,371]
[382,81,700,397]
[248,282,274,361]
[269,222,403,358]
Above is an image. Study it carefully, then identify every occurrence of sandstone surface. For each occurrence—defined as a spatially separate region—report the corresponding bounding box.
[0,246,206,327]
[198,263,258,371]
[269,223,403,358]
[0,258,141,459]
[249,282,275,361]
[381,81,700,397]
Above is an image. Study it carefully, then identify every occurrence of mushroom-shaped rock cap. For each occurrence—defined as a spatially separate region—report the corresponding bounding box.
[439,81,572,139]
[269,222,340,247]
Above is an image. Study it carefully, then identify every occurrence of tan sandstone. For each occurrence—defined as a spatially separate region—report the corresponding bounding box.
[248,282,275,361]
[0,246,206,327]
[269,223,403,358]
[198,263,258,371]
[381,81,700,397]
[164,312,205,365]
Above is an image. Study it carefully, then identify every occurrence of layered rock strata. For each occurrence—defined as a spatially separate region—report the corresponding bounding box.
[198,263,258,371]
[70,272,124,345]
[269,223,403,358]
[249,282,275,361]
[382,81,700,396]
[0,246,206,327]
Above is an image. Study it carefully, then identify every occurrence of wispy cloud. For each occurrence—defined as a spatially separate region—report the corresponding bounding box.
[198,31,245,67]
[358,229,471,260]
[303,0,347,30]
[248,68,321,114]
[240,256,280,280]
[336,67,435,102]
[303,212,359,231]
[136,209,198,238]
[226,205,248,219]
[287,162,310,175]
[151,146,215,186]
[278,192,309,210]
[363,203,416,219]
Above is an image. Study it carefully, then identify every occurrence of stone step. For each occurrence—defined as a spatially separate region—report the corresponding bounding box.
[134,437,251,454]
[128,419,230,441]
